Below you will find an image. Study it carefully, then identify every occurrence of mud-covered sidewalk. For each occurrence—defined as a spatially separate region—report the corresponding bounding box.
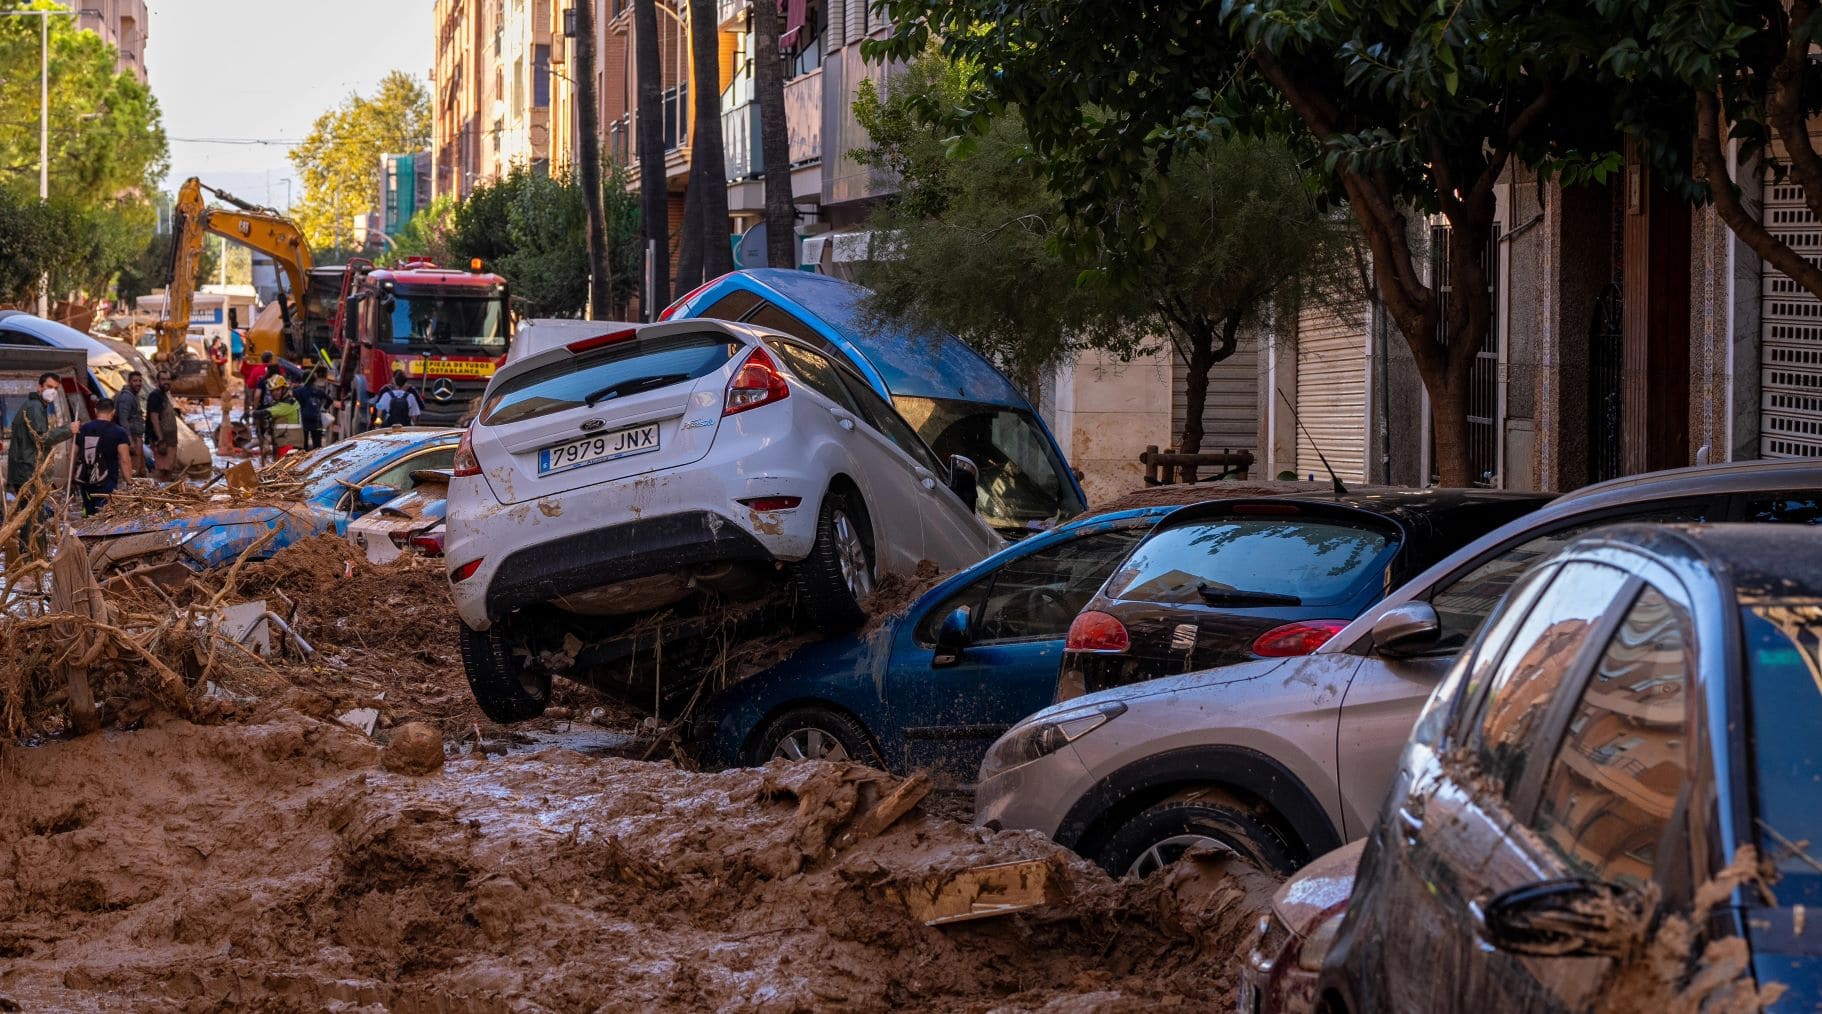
[0,711,1270,1011]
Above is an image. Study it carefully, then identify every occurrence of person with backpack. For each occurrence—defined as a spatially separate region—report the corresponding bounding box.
[373,371,423,427]
[74,399,134,516]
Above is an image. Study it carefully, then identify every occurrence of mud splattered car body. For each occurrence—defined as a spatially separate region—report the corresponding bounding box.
[76,428,461,576]
[1317,524,1822,1012]
[691,507,1172,782]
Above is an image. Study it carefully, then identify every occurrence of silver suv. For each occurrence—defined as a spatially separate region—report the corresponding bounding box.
[974,460,1822,877]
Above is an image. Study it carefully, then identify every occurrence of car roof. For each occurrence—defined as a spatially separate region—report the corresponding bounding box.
[0,312,129,365]
[1569,522,1822,601]
[711,270,1029,409]
[507,318,641,364]
[1157,488,1548,531]
[1550,458,1822,512]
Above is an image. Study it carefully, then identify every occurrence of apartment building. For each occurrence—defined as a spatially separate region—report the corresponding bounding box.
[77,0,147,84]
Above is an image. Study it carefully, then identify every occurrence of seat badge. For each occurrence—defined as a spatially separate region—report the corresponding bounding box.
[1170,623,1197,651]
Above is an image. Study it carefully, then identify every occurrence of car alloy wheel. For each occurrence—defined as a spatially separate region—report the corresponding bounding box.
[772,727,851,762]
[832,509,874,601]
[1126,833,1236,879]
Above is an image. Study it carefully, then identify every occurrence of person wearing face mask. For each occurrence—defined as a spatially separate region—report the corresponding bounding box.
[6,372,74,554]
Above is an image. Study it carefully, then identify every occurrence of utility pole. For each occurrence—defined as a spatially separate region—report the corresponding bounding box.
[574,1,613,319]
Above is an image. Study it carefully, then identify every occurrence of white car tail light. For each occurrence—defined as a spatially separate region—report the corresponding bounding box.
[724,346,790,416]
[453,423,481,476]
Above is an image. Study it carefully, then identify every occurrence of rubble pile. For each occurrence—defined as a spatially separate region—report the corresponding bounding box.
[0,713,1271,1010]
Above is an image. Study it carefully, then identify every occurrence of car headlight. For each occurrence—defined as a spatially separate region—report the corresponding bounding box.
[980,700,1126,778]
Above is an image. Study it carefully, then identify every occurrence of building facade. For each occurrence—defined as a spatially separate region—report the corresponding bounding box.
[77,0,147,84]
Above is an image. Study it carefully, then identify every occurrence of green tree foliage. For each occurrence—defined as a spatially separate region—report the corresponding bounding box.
[867,0,1672,484]
[445,164,641,319]
[853,56,1354,460]
[0,2,168,303]
[288,71,431,255]
[382,194,459,267]
[1646,0,1822,303]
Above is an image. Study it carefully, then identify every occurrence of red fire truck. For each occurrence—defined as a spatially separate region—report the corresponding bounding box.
[331,257,512,428]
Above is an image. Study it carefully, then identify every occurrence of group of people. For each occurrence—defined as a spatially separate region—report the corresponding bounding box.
[2,367,180,533]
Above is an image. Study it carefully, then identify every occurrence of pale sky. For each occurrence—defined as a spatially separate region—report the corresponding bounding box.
[146,0,433,209]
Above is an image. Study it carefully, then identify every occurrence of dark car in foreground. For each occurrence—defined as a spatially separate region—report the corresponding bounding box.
[1059,492,1547,697]
[1314,523,1822,1012]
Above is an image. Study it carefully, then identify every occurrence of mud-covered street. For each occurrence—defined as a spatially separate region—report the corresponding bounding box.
[0,541,1271,1012]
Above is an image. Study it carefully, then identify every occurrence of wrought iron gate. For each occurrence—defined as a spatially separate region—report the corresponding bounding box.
[1430,224,1501,486]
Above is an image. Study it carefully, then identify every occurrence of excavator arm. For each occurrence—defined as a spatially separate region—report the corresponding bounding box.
[156,177,314,362]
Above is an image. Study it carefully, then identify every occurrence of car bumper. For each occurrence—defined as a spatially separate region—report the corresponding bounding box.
[1061,650,1185,698]
[971,744,1096,843]
[445,438,827,629]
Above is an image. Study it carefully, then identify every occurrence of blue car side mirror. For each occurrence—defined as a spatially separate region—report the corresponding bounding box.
[934,606,972,667]
[357,484,401,510]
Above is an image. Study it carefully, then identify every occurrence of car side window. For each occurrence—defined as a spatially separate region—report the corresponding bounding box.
[830,368,946,475]
[1744,495,1822,525]
[697,290,764,322]
[1465,561,1632,798]
[768,341,865,415]
[1529,585,1692,888]
[914,528,1148,646]
[364,448,458,492]
[1428,502,1710,653]
[974,529,1148,643]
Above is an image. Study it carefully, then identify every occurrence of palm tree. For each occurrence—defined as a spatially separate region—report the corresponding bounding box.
[752,0,794,267]
[633,0,670,316]
[574,0,613,317]
[685,0,733,282]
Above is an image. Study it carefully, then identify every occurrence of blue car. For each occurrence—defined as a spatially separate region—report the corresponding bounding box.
[664,269,1087,535]
[691,506,1172,782]
[75,428,462,575]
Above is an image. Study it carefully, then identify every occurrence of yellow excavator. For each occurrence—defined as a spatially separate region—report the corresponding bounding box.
[155,177,313,397]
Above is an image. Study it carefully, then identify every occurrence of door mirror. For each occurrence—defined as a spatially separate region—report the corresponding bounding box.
[1479,879,1651,958]
[342,295,363,344]
[1372,601,1442,658]
[356,484,401,511]
[947,454,980,512]
[933,606,972,667]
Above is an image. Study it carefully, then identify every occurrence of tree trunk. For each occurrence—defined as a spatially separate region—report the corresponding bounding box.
[573,0,613,318]
[687,0,734,278]
[676,171,703,291]
[633,0,671,317]
[753,0,796,268]
[1177,322,1214,482]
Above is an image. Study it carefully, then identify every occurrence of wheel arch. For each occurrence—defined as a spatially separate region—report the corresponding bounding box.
[742,696,888,768]
[1058,744,1343,868]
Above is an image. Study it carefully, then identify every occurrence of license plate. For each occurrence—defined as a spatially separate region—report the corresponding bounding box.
[538,423,660,475]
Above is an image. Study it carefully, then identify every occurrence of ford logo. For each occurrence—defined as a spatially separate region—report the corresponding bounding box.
[580,419,606,432]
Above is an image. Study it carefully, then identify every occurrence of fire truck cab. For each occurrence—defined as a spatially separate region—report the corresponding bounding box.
[336,257,512,428]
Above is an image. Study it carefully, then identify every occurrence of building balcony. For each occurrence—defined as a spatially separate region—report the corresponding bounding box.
[717,0,750,31]
[719,69,822,185]
[609,115,630,165]
[784,68,821,165]
[721,98,761,181]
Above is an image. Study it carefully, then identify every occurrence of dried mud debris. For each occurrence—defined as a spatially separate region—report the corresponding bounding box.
[0,714,1271,1011]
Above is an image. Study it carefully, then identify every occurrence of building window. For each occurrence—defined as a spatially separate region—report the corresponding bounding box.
[533,44,551,108]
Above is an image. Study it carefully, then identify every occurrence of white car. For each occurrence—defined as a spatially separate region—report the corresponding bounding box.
[444,318,1004,722]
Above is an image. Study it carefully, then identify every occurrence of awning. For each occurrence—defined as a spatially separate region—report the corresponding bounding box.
[800,233,830,270]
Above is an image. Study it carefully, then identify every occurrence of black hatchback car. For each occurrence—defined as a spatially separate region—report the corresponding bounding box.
[1316,523,1822,1012]
[1059,491,1548,696]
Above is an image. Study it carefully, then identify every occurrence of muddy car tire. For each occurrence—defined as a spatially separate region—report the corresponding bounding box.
[750,707,880,768]
[459,622,551,724]
[1097,788,1300,878]
[795,490,874,631]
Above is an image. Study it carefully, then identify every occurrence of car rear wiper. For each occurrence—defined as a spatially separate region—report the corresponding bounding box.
[584,373,689,407]
[1197,584,1303,607]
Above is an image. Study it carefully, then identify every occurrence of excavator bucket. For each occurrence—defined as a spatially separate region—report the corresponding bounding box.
[165,355,227,399]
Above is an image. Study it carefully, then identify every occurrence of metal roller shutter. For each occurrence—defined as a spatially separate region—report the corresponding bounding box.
[1295,305,1368,483]
[1170,342,1259,458]
[1761,179,1822,458]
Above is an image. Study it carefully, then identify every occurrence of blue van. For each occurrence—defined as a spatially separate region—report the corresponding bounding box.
[664,269,1087,534]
